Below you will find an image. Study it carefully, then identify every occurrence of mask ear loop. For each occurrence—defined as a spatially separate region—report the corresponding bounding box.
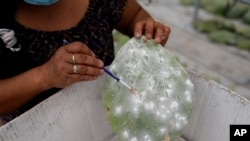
[0,28,20,52]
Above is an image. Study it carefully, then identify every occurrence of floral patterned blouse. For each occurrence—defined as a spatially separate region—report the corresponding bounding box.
[0,0,127,125]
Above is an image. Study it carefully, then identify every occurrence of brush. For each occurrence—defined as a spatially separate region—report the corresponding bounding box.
[103,67,137,94]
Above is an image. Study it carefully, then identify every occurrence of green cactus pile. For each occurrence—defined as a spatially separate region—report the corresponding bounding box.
[181,0,250,50]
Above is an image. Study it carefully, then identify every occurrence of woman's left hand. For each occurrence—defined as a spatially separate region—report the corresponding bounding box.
[134,18,170,46]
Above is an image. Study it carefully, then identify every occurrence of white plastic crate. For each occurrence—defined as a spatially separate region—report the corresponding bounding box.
[0,70,249,141]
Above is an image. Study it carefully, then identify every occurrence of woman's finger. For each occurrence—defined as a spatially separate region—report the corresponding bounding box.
[134,20,145,38]
[144,18,155,39]
[160,26,171,46]
[63,74,98,86]
[65,53,104,68]
[153,22,164,44]
[64,62,103,76]
[64,41,95,57]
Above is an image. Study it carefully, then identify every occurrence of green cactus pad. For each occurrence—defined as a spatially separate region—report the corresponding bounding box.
[103,37,195,141]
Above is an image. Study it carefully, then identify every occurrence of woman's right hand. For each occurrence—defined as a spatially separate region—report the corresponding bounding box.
[40,41,104,89]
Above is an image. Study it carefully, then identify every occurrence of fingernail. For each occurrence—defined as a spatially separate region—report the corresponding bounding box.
[100,69,104,74]
[161,36,166,40]
[134,32,141,38]
[98,60,104,67]
[155,38,161,44]
[146,33,151,39]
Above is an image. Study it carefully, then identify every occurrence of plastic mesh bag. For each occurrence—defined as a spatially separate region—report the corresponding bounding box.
[103,37,194,141]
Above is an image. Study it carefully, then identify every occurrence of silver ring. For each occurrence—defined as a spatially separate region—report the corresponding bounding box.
[73,64,77,74]
[72,54,76,64]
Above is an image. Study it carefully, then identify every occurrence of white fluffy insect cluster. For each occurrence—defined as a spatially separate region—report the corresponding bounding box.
[103,37,195,141]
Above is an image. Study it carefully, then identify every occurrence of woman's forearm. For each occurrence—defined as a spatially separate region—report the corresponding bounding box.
[0,66,48,115]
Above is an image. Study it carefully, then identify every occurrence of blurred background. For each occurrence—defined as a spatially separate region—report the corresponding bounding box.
[113,0,250,99]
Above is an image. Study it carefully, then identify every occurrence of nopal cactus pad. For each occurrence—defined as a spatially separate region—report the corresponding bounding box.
[103,37,195,141]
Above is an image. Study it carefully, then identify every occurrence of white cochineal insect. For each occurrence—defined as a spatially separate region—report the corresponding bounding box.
[103,37,195,141]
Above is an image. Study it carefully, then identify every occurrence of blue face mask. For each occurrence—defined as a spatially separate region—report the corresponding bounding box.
[24,0,58,5]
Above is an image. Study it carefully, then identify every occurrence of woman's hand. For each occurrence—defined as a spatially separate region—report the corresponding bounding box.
[0,42,104,114]
[40,41,104,89]
[115,0,170,46]
[134,18,170,46]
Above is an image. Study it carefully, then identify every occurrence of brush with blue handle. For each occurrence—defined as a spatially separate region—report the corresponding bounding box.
[103,68,137,94]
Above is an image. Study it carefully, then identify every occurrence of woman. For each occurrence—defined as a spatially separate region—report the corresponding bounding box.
[0,0,170,125]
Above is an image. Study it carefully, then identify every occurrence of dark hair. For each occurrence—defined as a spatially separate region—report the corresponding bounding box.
[0,1,18,28]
